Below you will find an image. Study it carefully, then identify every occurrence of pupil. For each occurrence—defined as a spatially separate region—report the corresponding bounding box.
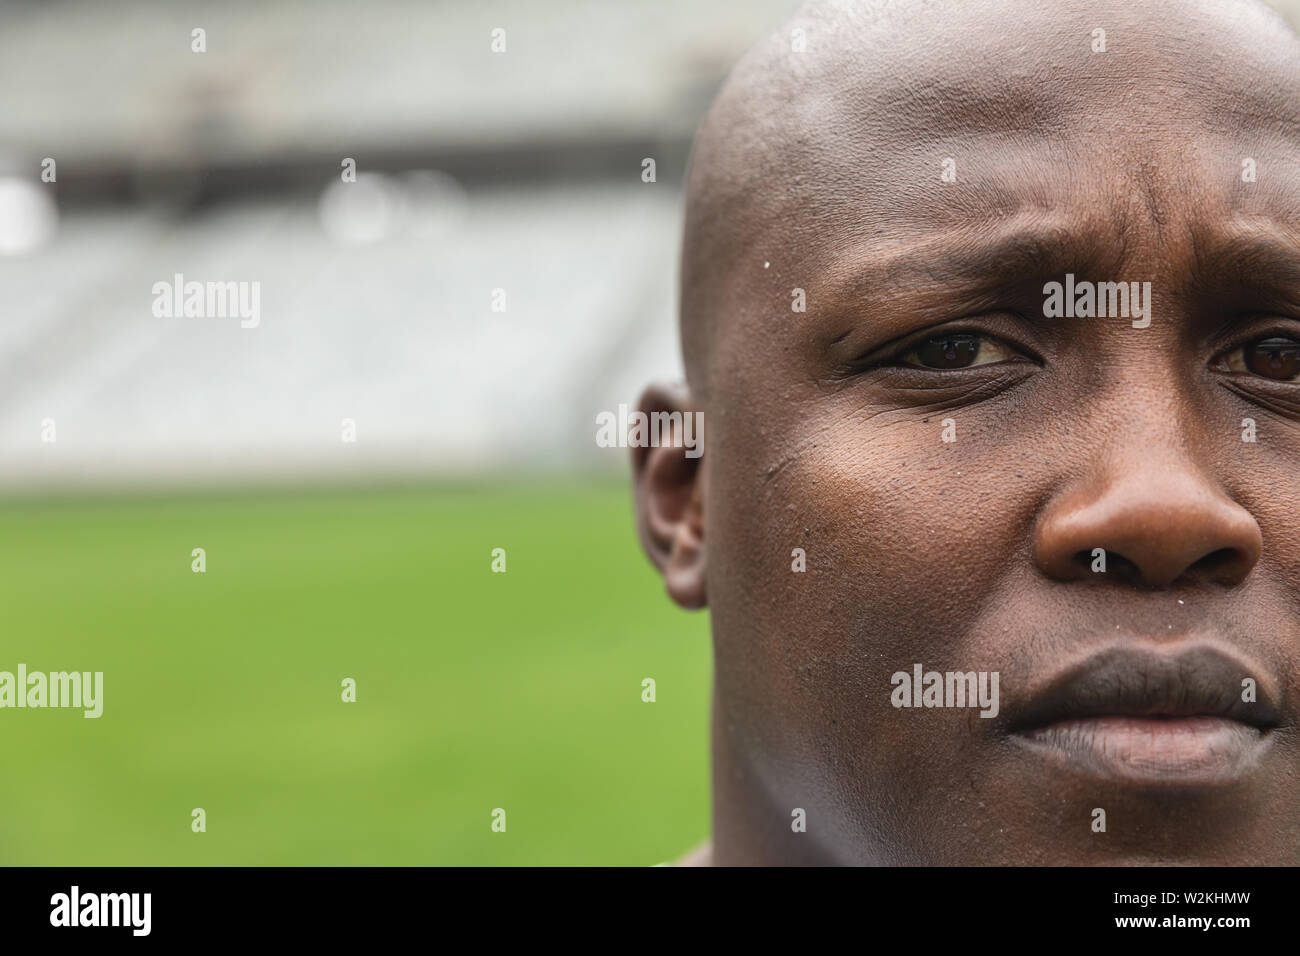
[921,334,981,369]
[1245,338,1300,380]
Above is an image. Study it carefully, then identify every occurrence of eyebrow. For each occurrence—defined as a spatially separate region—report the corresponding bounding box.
[1193,231,1300,290]
[820,221,1300,305]
[811,218,1123,318]
[1185,228,1300,336]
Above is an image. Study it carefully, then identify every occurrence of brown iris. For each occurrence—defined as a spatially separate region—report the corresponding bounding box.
[912,333,982,369]
[1244,337,1300,380]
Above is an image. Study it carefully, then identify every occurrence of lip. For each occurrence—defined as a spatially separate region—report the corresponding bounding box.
[1006,643,1281,783]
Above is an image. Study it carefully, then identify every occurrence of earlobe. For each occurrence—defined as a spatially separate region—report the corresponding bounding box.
[632,383,708,610]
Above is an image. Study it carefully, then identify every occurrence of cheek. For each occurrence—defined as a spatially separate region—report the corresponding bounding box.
[711,411,1029,669]
[706,412,1035,851]
[1223,447,1300,582]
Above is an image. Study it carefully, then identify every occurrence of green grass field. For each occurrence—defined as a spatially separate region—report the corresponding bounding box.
[0,479,711,865]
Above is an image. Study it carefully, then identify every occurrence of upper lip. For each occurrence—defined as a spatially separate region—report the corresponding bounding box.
[1006,643,1281,733]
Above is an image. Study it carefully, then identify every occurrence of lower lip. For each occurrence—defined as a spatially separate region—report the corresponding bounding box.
[1015,716,1271,781]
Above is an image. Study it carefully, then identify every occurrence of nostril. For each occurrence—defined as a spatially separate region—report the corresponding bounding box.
[1068,550,1095,576]
[1070,549,1143,583]
[1190,547,1243,581]
[1069,546,1249,588]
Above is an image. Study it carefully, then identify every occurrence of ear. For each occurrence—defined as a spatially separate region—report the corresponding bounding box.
[631,382,707,609]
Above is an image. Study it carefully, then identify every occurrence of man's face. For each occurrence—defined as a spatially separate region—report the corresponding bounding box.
[644,0,1300,863]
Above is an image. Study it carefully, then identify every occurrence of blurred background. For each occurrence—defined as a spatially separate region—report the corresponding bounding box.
[0,0,805,867]
[3,0,1299,866]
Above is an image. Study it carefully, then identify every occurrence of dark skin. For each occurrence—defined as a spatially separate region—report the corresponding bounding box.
[634,0,1300,864]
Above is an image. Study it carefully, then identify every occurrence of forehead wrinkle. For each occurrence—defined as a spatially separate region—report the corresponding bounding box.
[698,132,1082,310]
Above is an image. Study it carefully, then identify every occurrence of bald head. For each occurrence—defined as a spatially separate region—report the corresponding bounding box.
[679,0,1300,398]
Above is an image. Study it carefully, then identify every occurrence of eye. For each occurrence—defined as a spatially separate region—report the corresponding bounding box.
[1225,336,1300,382]
[897,332,1020,370]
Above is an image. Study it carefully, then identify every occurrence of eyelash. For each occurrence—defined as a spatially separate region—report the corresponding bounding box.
[895,332,1020,370]
[847,326,1032,375]
[1214,328,1300,383]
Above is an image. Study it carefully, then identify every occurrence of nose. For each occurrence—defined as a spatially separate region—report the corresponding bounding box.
[1034,465,1262,590]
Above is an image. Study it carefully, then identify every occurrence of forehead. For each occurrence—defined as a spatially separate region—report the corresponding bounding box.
[685,0,1300,359]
